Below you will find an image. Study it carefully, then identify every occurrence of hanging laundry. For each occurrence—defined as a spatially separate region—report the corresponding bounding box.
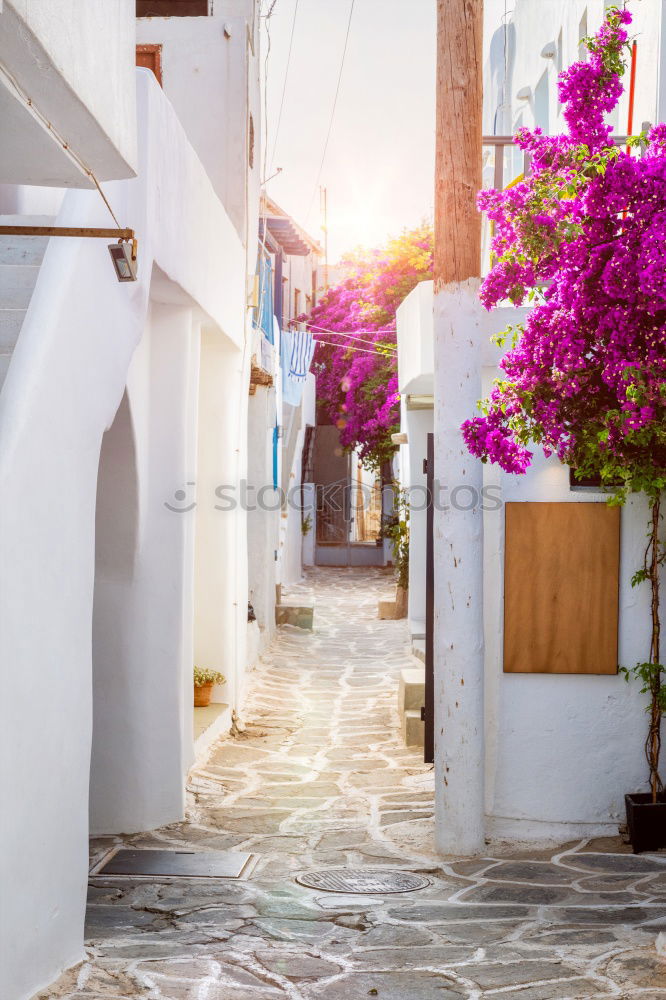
[281,327,315,406]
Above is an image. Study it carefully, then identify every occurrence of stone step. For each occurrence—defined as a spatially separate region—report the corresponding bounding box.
[276,602,314,630]
[398,666,425,714]
[402,709,425,749]
[0,263,41,309]
[412,638,426,663]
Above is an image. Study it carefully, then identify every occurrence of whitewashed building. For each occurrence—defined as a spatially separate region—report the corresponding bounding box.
[0,2,262,998]
[247,196,320,652]
[426,0,666,855]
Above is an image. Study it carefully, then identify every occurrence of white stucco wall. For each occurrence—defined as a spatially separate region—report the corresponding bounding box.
[396,279,434,398]
[247,383,280,647]
[427,273,664,845]
[0,69,247,1000]
[483,434,663,842]
[0,0,137,184]
[396,280,436,626]
[136,0,260,240]
[485,0,666,140]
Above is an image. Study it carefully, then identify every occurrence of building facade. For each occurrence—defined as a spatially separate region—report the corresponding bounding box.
[0,3,265,998]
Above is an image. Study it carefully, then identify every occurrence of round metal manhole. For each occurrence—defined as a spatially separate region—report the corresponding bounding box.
[295,868,430,894]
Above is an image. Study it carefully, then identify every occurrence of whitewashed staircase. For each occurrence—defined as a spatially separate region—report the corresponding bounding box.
[0,216,53,391]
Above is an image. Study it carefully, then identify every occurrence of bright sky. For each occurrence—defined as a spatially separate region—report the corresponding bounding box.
[261,0,437,264]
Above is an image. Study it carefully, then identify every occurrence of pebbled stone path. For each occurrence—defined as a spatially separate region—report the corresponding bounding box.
[40,568,666,999]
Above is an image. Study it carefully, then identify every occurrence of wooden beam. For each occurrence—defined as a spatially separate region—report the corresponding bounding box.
[0,226,135,241]
[435,0,483,287]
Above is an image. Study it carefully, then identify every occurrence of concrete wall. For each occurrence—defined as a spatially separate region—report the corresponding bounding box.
[0,0,137,184]
[136,0,260,240]
[0,70,247,1000]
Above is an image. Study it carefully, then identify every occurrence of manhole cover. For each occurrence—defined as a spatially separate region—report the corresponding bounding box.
[296,869,430,894]
[94,849,253,879]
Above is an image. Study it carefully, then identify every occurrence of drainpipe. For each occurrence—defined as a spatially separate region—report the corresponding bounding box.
[433,0,486,856]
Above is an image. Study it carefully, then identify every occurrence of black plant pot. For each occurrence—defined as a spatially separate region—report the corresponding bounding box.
[625,792,666,854]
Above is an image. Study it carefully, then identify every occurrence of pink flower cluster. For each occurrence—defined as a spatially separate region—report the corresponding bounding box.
[306,227,433,469]
[463,7,666,485]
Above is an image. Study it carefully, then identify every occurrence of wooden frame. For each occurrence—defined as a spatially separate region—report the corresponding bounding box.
[136,44,163,87]
[503,502,620,675]
[137,1,208,16]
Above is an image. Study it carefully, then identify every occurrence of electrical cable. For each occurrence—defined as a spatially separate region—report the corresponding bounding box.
[305,0,356,223]
[302,325,397,351]
[313,338,396,358]
[269,0,300,173]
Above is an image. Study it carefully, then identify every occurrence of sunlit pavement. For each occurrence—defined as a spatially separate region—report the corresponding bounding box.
[40,569,665,999]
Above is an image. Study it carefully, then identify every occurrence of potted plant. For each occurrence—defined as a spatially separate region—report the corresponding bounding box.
[193,666,225,707]
[460,8,665,851]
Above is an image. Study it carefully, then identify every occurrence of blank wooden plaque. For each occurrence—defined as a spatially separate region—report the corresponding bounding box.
[504,502,620,674]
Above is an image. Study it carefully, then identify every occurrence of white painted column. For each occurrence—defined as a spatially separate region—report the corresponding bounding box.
[433,278,486,855]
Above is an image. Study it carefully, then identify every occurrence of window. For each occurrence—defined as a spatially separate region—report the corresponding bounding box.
[534,71,549,133]
[294,289,302,319]
[137,1,208,16]
[556,29,563,112]
[578,9,588,60]
[136,44,162,86]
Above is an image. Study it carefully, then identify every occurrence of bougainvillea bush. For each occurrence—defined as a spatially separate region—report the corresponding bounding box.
[462,7,666,800]
[307,225,433,471]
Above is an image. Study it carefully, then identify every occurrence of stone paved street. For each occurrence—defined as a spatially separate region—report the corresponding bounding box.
[40,569,666,999]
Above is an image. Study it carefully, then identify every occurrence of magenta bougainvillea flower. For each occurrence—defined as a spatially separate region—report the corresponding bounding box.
[462,6,665,496]
[305,226,433,470]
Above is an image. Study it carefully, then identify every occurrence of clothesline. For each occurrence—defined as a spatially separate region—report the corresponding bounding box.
[314,337,398,358]
[292,323,397,353]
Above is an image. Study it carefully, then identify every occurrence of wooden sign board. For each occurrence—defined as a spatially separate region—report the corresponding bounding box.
[504,502,620,675]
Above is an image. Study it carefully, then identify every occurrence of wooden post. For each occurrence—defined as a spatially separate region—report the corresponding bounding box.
[433,0,486,856]
[434,0,483,288]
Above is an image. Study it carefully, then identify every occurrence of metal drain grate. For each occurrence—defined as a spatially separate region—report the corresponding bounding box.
[296,868,430,894]
[94,849,253,879]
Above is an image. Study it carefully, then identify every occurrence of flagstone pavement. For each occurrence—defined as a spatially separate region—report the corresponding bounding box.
[40,568,666,1000]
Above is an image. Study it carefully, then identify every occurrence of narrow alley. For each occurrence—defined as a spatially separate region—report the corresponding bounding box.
[41,570,665,1000]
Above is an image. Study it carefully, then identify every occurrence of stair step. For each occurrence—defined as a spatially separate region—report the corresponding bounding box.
[402,709,425,749]
[0,309,26,351]
[0,264,41,309]
[0,235,50,266]
[276,602,314,630]
[0,352,12,387]
[398,667,425,713]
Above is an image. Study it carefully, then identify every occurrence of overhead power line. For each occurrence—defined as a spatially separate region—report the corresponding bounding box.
[269,0,300,173]
[306,0,356,222]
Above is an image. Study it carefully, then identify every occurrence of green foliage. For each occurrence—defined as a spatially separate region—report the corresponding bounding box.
[383,485,410,590]
[620,663,666,713]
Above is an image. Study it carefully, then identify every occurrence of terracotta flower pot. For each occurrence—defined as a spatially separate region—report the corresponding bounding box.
[194,682,213,707]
